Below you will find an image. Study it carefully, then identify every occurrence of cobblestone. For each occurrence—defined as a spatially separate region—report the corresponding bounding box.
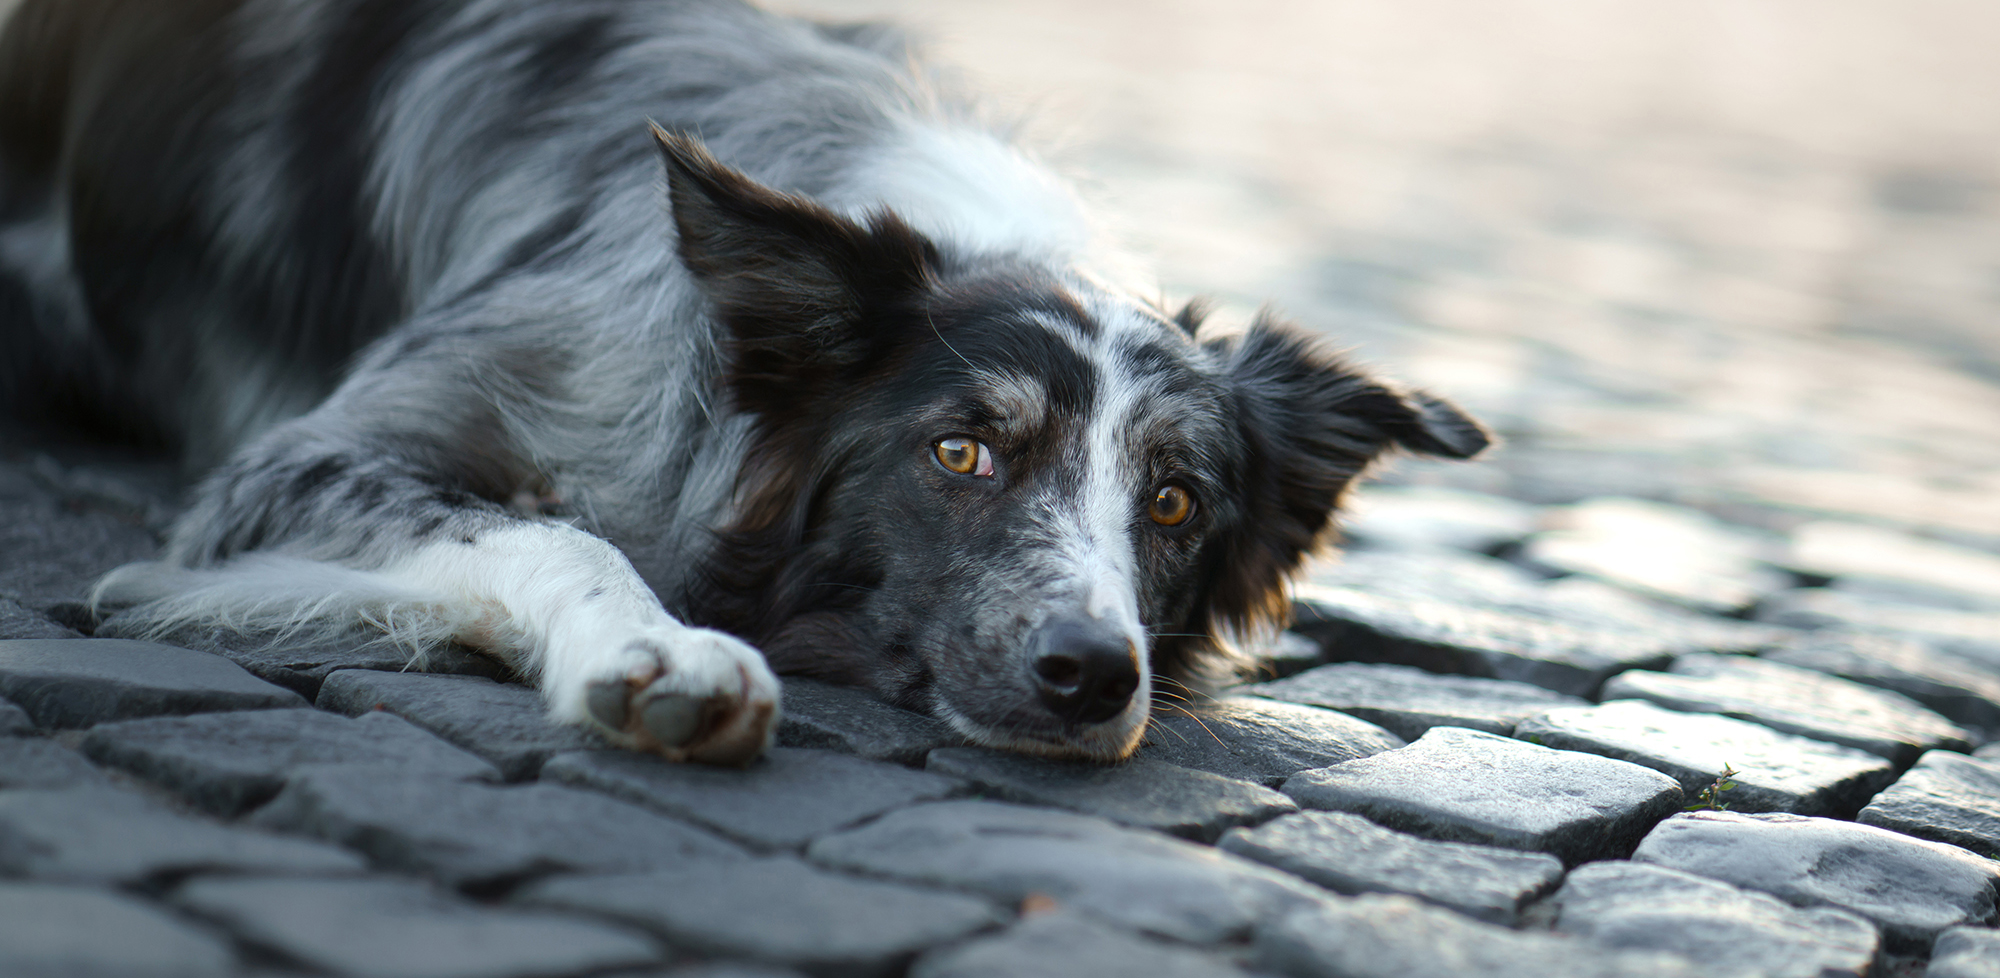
[1857,750,2000,858]
[83,708,501,816]
[0,785,365,884]
[521,857,1004,977]
[908,913,1252,978]
[806,800,1331,944]
[174,875,661,978]
[0,737,113,788]
[0,693,31,735]
[0,881,237,978]
[1548,860,1880,978]
[1928,927,2000,978]
[248,766,745,889]
[774,677,967,765]
[1335,486,1537,554]
[1218,809,1563,923]
[316,671,600,780]
[1761,632,2000,732]
[926,747,1296,842]
[543,747,962,849]
[0,638,307,728]
[1514,699,1897,816]
[1601,653,1973,766]
[93,620,512,700]
[1134,695,1404,787]
[0,596,83,640]
[1633,810,2000,949]
[1240,661,1584,740]
[1518,498,1791,615]
[1283,725,1684,865]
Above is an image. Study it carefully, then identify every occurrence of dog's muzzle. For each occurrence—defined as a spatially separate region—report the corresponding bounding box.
[1027,616,1141,726]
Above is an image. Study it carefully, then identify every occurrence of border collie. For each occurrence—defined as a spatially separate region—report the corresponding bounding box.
[0,0,1487,764]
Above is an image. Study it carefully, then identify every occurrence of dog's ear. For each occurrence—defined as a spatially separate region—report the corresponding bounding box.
[653,127,938,386]
[1202,311,1490,628]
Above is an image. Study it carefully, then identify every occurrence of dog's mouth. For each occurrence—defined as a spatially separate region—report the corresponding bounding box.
[923,616,1154,762]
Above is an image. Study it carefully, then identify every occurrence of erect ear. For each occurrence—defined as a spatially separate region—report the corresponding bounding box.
[652,126,939,395]
[1201,311,1491,629]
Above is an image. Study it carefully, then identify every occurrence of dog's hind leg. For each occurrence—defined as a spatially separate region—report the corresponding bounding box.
[95,399,780,765]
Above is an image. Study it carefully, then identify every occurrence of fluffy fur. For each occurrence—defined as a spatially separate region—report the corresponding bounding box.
[0,0,1488,762]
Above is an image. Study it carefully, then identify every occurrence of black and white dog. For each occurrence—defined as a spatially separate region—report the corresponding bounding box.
[0,0,1488,764]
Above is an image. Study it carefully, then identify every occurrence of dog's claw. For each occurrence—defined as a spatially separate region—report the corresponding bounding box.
[641,691,707,747]
[585,680,631,731]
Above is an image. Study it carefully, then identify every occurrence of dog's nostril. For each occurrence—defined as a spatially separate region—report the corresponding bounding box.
[1030,621,1140,726]
[1034,654,1084,689]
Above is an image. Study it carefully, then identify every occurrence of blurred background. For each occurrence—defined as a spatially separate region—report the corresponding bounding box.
[778,0,2000,550]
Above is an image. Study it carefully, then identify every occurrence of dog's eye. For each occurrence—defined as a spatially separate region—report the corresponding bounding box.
[934,437,993,476]
[1149,484,1194,526]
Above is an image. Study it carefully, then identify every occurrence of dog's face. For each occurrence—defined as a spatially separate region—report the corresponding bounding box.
[660,131,1488,760]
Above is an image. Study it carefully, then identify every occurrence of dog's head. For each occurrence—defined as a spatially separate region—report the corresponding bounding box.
[659,130,1488,760]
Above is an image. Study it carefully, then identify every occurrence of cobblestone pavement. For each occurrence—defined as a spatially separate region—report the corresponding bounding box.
[8,1,2000,976]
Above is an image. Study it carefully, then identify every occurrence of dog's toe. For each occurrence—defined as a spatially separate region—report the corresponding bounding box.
[640,690,708,747]
[585,679,633,731]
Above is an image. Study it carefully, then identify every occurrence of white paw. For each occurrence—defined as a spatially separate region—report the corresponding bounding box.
[558,624,781,766]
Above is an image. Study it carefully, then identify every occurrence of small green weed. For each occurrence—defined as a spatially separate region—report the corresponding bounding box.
[1684,763,1740,812]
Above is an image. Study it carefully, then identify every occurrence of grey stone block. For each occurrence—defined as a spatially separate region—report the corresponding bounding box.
[1549,860,1880,978]
[661,966,811,978]
[0,638,306,728]
[250,765,744,889]
[1632,810,2000,950]
[1519,497,1791,614]
[0,881,236,978]
[1240,661,1584,740]
[1255,894,1699,978]
[0,694,32,735]
[926,747,1296,842]
[316,670,599,779]
[0,472,158,609]
[774,677,966,766]
[83,708,500,816]
[1135,695,1403,786]
[1336,486,1537,555]
[1928,927,2000,978]
[1218,809,1563,924]
[521,857,1003,977]
[97,618,512,700]
[1514,699,1897,816]
[1602,653,1973,766]
[0,737,112,788]
[1282,725,1684,865]
[0,785,364,883]
[908,913,1251,978]
[543,747,961,849]
[1858,750,2000,858]
[0,596,83,640]
[807,799,1333,944]
[1762,631,2000,730]
[173,875,660,978]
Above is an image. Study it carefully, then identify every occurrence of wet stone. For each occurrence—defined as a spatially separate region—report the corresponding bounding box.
[1219,809,1563,924]
[1549,860,1880,978]
[0,881,237,978]
[521,857,1003,977]
[0,638,307,729]
[0,596,82,640]
[95,618,512,700]
[774,677,966,766]
[926,747,1296,842]
[0,785,364,884]
[908,912,1252,978]
[1601,653,1973,766]
[250,765,745,889]
[543,747,961,849]
[317,670,600,780]
[83,708,501,816]
[174,875,660,978]
[806,799,1333,944]
[1761,631,2000,732]
[1514,699,1897,816]
[1282,725,1684,865]
[1520,497,1790,614]
[1240,661,1584,740]
[1857,750,2000,858]
[1336,485,1538,554]
[1255,894,1698,978]
[1928,927,2000,978]
[0,694,31,735]
[1632,810,2000,950]
[1135,695,1403,787]
[0,737,112,788]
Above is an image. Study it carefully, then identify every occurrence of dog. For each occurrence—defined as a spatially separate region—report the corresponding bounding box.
[0,0,1488,764]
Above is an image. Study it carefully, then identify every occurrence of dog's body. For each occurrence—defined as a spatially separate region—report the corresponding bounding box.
[0,0,1487,762]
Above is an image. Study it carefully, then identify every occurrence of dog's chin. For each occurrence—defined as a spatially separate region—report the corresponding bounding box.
[935,695,1151,763]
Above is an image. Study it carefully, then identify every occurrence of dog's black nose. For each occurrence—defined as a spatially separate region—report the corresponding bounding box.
[1029,618,1140,726]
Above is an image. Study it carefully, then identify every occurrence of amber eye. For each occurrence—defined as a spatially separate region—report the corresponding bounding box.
[934,437,990,476]
[1149,484,1194,526]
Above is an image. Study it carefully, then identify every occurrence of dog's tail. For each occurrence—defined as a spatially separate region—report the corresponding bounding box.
[89,555,469,669]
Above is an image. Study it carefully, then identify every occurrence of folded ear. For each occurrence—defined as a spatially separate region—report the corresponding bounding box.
[653,127,939,407]
[1202,311,1491,629]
